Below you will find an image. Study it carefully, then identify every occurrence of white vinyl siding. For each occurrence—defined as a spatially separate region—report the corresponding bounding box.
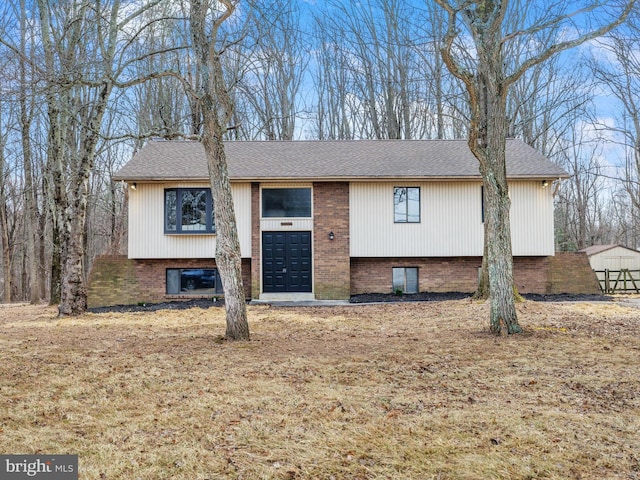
[350,182,484,257]
[128,182,252,259]
[350,181,555,257]
[509,181,555,256]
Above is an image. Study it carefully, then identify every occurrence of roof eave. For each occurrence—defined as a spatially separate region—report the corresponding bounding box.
[113,174,569,183]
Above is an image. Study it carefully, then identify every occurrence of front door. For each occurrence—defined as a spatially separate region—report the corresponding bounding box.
[262,231,312,293]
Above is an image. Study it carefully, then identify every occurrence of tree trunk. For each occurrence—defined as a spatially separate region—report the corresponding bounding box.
[59,200,88,316]
[191,0,249,341]
[19,0,43,304]
[0,127,11,303]
[45,106,67,306]
[0,205,10,303]
[481,160,520,334]
[435,1,522,334]
[471,62,521,334]
[469,49,521,334]
[58,84,111,316]
[203,132,249,340]
[473,187,490,300]
[435,0,634,334]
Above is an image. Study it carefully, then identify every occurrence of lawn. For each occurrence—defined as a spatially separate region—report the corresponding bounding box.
[0,299,639,479]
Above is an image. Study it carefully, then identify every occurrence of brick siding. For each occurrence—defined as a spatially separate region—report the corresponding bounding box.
[250,182,261,299]
[351,257,482,294]
[546,252,601,294]
[87,256,251,308]
[89,252,599,307]
[351,252,600,295]
[313,182,351,299]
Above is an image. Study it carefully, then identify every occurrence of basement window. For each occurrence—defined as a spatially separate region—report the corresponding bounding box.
[166,268,223,295]
[392,267,418,294]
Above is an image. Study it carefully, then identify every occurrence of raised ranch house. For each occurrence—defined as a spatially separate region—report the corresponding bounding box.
[89,139,600,307]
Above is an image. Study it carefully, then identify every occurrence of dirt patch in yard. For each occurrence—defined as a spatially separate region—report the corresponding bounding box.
[1,299,639,479]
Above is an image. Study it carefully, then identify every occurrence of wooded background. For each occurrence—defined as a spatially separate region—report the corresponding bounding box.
[0,0,638,303]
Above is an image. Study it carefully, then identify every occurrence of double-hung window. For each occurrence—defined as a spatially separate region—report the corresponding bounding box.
[394,187,420,223]
[165,188,215,233]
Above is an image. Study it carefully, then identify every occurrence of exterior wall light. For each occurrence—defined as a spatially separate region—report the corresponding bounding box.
[541,180,548,188]
[328,231,335,241]
[130,182,137,190]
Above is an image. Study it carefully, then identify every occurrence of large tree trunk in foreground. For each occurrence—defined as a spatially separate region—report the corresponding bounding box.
[479,157,520,334]
[59,202,88,316]
[458,21,522,334]
[472,59,522,333]
[435,0,634,334]
[203,133,249,340]
[471,62,520,334]
[191,0,249,340]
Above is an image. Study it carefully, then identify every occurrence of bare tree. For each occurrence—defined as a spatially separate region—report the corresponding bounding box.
[30,0,168,314]
[590,13,640,246]
[555,124,612,250]
[415,1,470,139]
[18,0,44,304]
[236,1,309,140]
[312,27,358,139]
[314,0,436,140]
[189,0,249,340]
[434,0,635,334]
[0,98,13,302]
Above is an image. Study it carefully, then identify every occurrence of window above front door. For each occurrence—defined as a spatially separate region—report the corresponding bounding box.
[262,187,312,218]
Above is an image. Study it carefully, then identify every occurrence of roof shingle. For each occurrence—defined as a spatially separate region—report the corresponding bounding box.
[112,138,568,182]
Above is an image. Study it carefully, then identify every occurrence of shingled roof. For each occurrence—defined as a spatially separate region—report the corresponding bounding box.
[579,244,640,256]
[112,138,568,182]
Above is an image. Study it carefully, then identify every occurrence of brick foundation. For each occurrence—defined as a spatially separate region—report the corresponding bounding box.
[87,256,252,308]
[89,252,600,306]
[350,252,600,295]
[546,252,601,294]
[351,257,482,294]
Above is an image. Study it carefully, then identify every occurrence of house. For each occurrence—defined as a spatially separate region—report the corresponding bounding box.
[89,138,600,307]
[579,244,640,293]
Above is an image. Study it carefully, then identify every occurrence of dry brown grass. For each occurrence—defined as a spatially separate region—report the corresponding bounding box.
[0,299,639,479]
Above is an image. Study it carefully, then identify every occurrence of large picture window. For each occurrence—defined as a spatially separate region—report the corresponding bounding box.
[165,188,214,233]
[262,188,312,218]
[394,187,420,223]
[166,268,222,295]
